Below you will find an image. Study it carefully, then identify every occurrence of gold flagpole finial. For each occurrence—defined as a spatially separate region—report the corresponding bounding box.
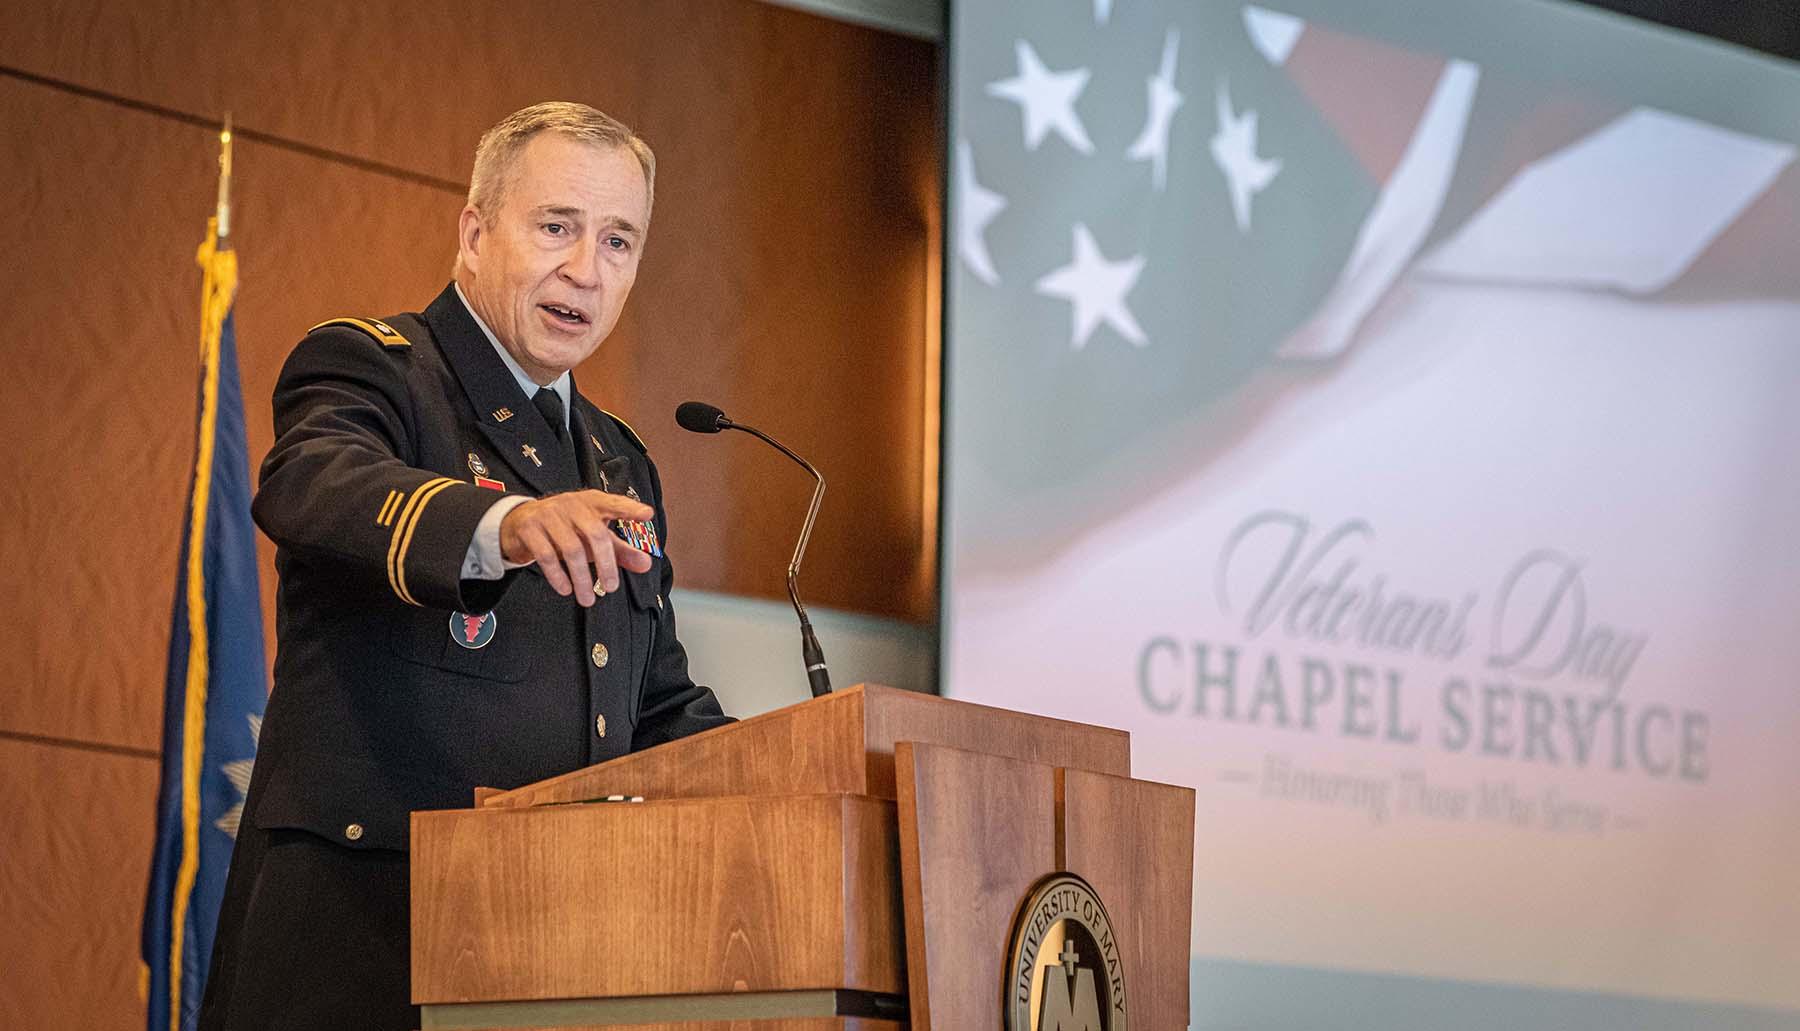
[216,113,234,241]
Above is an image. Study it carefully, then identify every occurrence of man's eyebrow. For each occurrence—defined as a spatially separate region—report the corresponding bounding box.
[532,205,585,220]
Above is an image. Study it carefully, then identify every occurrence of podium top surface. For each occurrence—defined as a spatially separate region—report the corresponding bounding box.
[479,684,1131,808]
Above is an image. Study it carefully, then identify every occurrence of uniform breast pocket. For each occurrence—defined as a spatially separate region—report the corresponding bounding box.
[621,568,663,722]
[389,605,532,683]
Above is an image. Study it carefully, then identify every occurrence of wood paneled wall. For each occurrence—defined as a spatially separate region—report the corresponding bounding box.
[0,2,938,1024]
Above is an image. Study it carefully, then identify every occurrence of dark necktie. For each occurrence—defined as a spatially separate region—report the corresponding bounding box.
[532,387,569,448]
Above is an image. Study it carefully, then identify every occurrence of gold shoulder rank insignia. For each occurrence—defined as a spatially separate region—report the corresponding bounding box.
[309,317,411,349]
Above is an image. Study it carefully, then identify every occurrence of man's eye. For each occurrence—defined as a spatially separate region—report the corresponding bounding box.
[543,223,568,236]
[606,235,630,251]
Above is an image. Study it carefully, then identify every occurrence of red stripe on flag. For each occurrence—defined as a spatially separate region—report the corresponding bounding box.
[1658,160,1800,300]
[1283,25,1445,183]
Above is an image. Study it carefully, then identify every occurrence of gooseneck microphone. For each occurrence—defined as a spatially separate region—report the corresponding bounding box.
[675,401,832,698]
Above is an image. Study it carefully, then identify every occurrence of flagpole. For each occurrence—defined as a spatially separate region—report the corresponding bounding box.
[216,114,232,242]
[165,113,241,1031]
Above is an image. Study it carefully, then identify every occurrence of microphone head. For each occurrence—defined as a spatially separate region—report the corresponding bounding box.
[676,401,729,434]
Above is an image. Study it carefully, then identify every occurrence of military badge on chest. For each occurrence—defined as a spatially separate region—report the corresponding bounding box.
[595,454,662,557]
[615,515,663,557]
[468,451,505,491]
[450,610,496,649]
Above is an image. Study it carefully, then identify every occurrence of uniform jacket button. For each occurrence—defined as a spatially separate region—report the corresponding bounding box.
[595,714,607,738]
[592,643,609,668]
[344,823,364,842]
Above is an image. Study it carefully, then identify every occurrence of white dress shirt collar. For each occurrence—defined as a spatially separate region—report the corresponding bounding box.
[452,281,571,431]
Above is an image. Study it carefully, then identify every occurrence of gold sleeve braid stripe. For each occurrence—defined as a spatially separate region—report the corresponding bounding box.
[393,478,459,606]
[375,489,404,526]
[385,477,455,605]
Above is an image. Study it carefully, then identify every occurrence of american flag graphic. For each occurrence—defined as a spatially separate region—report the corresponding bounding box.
[949,2,1798,554]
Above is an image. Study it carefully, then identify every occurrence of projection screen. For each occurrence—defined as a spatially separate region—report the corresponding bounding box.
[941,1,1800,1026]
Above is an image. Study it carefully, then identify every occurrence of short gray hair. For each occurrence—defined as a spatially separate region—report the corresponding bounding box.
[466,101,656,223]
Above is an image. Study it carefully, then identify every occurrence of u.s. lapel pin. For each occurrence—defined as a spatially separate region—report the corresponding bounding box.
[493,407,514,423]
[521,443,542,468]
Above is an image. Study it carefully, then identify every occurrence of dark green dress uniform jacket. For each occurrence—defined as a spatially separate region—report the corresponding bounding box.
[199,283,730,1031]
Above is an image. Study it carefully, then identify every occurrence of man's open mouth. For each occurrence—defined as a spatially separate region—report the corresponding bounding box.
[541,303,588,325]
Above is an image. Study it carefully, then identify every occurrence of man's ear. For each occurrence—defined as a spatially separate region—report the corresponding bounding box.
[457,206,484,274]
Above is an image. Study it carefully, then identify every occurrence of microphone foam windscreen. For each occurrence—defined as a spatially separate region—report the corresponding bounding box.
[675,401,727,433]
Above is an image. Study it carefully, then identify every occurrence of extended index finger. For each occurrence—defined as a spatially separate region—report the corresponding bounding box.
[573,489,655,523]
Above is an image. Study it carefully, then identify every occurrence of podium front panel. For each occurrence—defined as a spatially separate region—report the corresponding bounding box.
[1062,767,1196,1031]
[894,742,1059,1031]
[412,794,903,1006]
[893,742,1195,1031]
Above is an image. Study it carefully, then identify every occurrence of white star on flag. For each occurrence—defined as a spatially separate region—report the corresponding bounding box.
[987,40,1095,155]
[956,140,1008,285]
[1035,223,1148,349]
[1210,78,1282,232]
[1127,28,1185,190]
[214,713,261,839]
[1243,6,1304,65]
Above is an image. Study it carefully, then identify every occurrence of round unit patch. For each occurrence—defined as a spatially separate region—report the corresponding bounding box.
[449,610,496,649]
[1006,873,1128,1031]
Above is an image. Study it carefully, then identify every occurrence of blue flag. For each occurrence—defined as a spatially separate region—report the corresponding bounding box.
[141,219,268,1031]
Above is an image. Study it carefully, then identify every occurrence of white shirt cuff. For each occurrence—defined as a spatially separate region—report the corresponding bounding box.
[460,495,533,580]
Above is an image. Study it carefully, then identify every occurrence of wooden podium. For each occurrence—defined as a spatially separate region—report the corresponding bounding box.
[410,684,1194,1030]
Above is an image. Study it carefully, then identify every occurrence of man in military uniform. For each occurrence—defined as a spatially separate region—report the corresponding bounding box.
[199,102,732,1030]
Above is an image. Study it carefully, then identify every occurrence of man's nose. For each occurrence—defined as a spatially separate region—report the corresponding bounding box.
[558,235,601,289]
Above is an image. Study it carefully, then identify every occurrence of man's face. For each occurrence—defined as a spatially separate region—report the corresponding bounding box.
[457,135,649,384]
